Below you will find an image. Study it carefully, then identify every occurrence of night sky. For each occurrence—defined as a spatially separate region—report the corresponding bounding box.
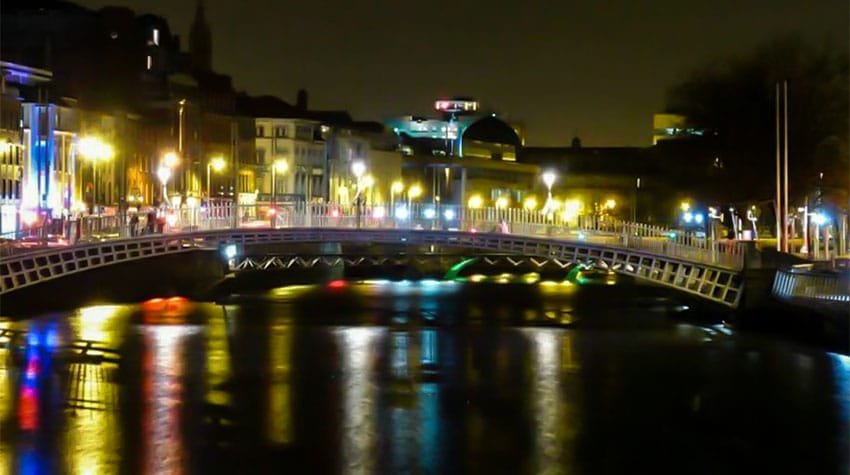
[77,0,848,147]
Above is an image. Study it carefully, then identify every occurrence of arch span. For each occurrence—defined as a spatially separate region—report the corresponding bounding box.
[0,228,744,307]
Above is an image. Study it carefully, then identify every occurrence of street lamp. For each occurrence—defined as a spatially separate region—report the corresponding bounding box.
[523,197,538,211]
[407,183,422,210]
[206,156,226,200]
[468,194,483,209]
[78,137,114,213]
[271,159,288,205]
[542,170,557,211]
[390,180,404,211]
[351,160,367,228]
[157,166,172,206]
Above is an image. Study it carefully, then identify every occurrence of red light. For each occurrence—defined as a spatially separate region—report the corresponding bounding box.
[267,208,276,217]
[19,386,38,430]
[328,280,348,289]
[143,298,166,312]
[330,209,340,218]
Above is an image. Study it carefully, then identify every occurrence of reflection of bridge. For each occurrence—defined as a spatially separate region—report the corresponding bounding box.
[1,205,748,307]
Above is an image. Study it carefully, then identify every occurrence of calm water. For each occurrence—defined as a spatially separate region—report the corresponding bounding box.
[0,279,848,474]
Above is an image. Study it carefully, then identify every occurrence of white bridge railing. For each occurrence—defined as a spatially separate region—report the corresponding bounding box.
[772,267,850,303]
[2,203,746,269]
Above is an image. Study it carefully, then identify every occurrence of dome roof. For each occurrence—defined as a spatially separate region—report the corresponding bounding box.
[462,116,520,146]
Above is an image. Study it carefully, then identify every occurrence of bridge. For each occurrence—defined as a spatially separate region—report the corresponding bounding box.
[0,204,748,307]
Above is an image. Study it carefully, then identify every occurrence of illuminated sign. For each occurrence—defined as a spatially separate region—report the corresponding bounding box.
[434,99,478,113]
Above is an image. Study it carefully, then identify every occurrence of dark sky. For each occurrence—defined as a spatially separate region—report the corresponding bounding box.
[78,0,848,146]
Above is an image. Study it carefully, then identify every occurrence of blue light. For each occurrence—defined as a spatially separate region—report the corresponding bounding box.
[223,244,237,259]
[395,206,409,220]
[694,213,704,224]
[423,208,436,219]
[27,333,39,347]
[683,212,694,223]
[443,209,455,220]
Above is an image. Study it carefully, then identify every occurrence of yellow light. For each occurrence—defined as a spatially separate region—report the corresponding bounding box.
[361,174,375,188]
[274,159,288,173]
[78,137,114,161]
[163,151,179,168]
[680,201,690,212]
[523,196,538,211]
[563,199,582,219]
[604,199,616,210]
[468,194,483,209]
[391,181,404,194]
[495,196,509,209]
[210,156,226,172]
[408,184,423,199]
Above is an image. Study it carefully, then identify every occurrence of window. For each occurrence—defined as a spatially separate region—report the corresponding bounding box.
[257,148,266,164]
[146,55,152,70]
[256,126,265,137]
[152,28,160,46]
[275,126,286,137]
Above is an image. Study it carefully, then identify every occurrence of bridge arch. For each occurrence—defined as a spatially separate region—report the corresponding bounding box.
[0,228,744,307]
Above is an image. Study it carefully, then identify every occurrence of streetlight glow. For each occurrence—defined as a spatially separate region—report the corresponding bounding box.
[542,170,557,189]
[274,159,288,174]
[408,184,423,200]
[495,196,509,209]
[210,156,226,172]
[391,181,404,194]
[351,160,366,179]
[163,151,179,168]
[523,197,538,211]
[468,194,483,209]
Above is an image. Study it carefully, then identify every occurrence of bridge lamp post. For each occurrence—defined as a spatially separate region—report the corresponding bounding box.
[407,183,423,212]
[390,180,404,213]
[206,156,226,201]
[157,166,172,207]
[542,170,557,212]
[271,159,288,207]
[351,160,366,228]
[78,137,115,214]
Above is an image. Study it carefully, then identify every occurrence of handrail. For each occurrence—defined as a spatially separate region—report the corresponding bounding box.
[2,203,745,269]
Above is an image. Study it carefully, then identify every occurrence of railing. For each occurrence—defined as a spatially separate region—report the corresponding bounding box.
[1,203,746,269]
[772,267,850,303]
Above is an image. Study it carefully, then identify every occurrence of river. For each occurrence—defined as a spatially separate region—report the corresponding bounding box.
[0,277,847,474]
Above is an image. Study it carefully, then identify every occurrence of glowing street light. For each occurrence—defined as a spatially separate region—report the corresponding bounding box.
[157,166,172,206]
[77,137,115,211]
[407,183,423,209]
[163,151,179,169]
[206,156,226,200]
[680,201,691,212]
[523,196,538,211]
[541,170,557,213]
[390,180,404,212]
[468,194,483,209]
[604,199,616,210]
[271,159,288,205]
[495,196,509,209]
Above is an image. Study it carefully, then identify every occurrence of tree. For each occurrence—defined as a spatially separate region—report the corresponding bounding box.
[664,35,849,208]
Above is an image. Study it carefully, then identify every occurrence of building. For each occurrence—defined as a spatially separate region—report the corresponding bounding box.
[252,117,326,204]
[325,122,402,206]
[387,98,537,207]
[652,113,705,145]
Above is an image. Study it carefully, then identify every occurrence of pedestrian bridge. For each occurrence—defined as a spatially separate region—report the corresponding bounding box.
[0,220,746,307]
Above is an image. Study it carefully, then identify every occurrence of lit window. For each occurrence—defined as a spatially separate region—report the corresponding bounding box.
[152,28,160,46]
[146,55,152,70]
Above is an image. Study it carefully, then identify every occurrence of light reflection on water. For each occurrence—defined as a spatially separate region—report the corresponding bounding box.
[142,324,200,475]
[335,327,384,474]
[0,279,846,473]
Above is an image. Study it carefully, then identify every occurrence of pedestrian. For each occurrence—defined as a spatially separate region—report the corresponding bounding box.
[129,213,139,237]
[146,210,156,234]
